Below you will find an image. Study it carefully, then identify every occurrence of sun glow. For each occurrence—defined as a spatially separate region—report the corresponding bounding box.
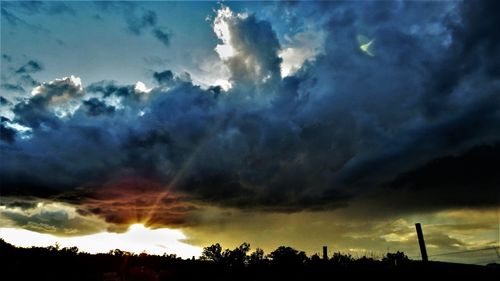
[0,224,202,259]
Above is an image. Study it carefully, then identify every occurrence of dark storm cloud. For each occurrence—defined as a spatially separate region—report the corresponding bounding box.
[385,142,500,210]
[1,1,499,228]
[421,0,500,118]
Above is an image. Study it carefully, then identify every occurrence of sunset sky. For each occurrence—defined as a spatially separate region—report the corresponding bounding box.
[0,1,498,264]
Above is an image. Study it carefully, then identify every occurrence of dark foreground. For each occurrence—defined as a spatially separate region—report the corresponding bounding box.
[1,239,498,281]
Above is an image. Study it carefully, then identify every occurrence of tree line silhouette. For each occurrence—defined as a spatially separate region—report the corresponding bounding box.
[0,239,497,281]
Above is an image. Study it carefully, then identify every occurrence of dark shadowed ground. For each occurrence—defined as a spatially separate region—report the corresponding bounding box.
[1,239,497,281]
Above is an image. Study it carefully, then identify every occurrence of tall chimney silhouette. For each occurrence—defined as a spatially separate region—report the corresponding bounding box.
[415,223,428,262]
[323,246,328,260]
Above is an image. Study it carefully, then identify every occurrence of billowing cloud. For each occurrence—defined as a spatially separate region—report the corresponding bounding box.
[279,30,325,77]
[13,75,83,128]
[1,1,499,236]
[213,6,282,95]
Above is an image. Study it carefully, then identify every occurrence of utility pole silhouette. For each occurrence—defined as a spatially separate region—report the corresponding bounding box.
[415,223,428,262]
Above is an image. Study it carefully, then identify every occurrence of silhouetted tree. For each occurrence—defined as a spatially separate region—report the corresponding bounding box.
[201,243,223,262]
[109,249,123,256]
[1,239,497,281]
[61,246,79,255]
[248,248,266,265]
[331,252,354,266]
[220,242,251,267]
[308,253,322,266]
[268,246,308,266]
[383,251,409,266]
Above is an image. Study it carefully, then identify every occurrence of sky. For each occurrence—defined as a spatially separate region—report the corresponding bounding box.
[0,0,499,264]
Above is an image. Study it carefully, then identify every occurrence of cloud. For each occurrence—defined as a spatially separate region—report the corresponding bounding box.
[13,75,83,128]
[119,7,171,48]
[81,98,115,117]
[72,177,198,229]
[0,200,107,236]
[0,116,17,143]
[153,70,174,85]
[213,6,282,94]
[383,142,500,210]
[152,28,171,47]
[183,207,498,263]
[0,97,12,106]
[1,83,25,93]
[279,30,326,77]
[15,60,43,74]
[1,59,43,108]
[85,80,150,108]
[1,2,499,232]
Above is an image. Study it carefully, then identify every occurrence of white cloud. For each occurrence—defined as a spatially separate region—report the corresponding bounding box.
[213,6,236,61]
[214,79,232,91]
[211,6,282,93]
[134,81,151,94]
[31,75,82,97]
[279,30,326,77]
[29,75,84,118]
